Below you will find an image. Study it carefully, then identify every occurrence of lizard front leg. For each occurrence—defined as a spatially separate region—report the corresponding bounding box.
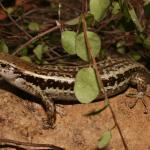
[41,94,56,129]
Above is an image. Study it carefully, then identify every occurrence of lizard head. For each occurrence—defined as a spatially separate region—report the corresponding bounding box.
[0,52,34,77]
[0,59,17,80]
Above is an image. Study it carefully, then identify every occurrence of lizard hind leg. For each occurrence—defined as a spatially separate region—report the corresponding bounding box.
[40,94,56,129]
[126,73,149,114]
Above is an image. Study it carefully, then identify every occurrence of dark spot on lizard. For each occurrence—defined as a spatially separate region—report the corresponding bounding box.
[102,76,116,87]
[116,74,125,84]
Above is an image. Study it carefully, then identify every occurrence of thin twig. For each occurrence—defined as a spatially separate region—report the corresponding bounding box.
[0,2,32,39]
[0,138,64,150]
[81,12,129,150]
[95,14,122,32]
[51,0,81,13]
[13,25,60,55]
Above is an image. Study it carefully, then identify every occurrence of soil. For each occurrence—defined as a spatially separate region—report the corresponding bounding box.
[0,80,150,150]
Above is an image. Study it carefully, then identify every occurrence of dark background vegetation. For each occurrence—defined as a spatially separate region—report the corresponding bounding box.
[0,0,149,66]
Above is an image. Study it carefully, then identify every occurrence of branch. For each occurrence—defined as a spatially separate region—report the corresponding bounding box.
[81,12,129,150]
[0,2,32,39]
[13,24,60,55]
[0,138,64,150]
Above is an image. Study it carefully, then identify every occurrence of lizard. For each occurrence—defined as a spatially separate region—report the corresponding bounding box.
[0,52,150,127]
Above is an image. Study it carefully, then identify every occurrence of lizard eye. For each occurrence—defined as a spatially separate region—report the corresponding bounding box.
[0,64,6,68]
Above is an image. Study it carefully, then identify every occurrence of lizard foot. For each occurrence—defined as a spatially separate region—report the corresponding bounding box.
[56,104,66,117]
[126,92,149,114]
[40,95,56,129]
[42,104,65,129]
[43,102,56,129]
[42,118,56,130]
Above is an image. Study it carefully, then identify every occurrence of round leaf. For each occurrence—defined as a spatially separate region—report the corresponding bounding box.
[28,22,40,31]
[129,8,143,32]
[112,2,120,15]
[117,47,126,54]
[21,48,28,56]
[98,131,112,149]
[116,41,125,54]
[131,51,141,61]
[20,56,32,63]
[76,31,101,61]
[0,40,9,53]
[61,31,76,55]
[65,17,80,26]
[74,67,99,103]
[90,0,110,21]
[33,44,43,60]
[6,7,14,14]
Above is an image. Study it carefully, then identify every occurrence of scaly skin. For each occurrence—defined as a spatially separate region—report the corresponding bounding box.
[0,52,150,127]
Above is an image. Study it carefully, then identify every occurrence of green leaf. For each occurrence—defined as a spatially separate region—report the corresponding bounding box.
[90,0,110,21]
[129,8,143,32]
[21,48,28,56]
[112,2,120,15]
[121,2,131,22]
[76,31,101,61]
[33,44,43,60]
[98,131,112,149]
[0,40,9,53]
[74,67,99,103]
[28,22,40,31]
[61,31,76,55]
[116,40,125,48]
[65,17,80,25]
[131,51,141,61]
[20,56,32,63]
[116,41,126,54]
[117,47,126,54]
[6,7,14,14]
[143,36,150,50]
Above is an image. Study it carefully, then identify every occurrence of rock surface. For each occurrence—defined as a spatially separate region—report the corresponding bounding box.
[0,80,150,150]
